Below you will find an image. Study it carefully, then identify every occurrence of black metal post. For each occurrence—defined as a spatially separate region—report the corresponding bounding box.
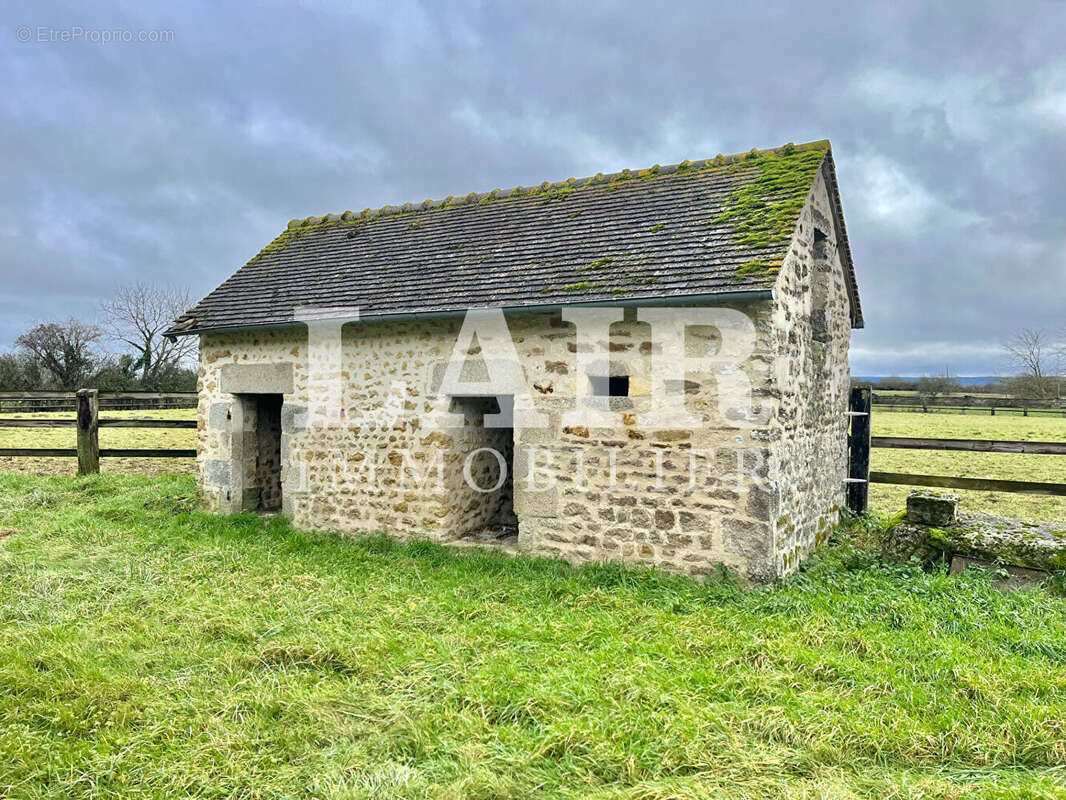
[847,386,871,513]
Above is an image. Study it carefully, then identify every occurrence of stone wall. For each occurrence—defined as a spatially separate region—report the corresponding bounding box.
[504,306,783,581]
[195,180,853,582]
[767,165,853,576]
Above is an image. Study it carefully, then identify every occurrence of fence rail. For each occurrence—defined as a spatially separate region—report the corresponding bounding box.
[869,392,1065,417]
[847,390,1066,511]
[0,389,196,472]
[871,401,1065,417]
[871,436,1066,456]
[0,390,196,413]
[0,418,196,429]
[4,389,1063,492]
[869,471,1066,497]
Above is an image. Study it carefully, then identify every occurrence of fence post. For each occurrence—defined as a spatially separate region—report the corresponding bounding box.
[76,389,99,475]
[847,387,871,514]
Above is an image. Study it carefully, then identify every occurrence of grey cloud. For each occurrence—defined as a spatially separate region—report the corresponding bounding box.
[2,0,1065,376]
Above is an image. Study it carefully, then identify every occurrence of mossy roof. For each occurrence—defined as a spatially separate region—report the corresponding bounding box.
[167,139,862,336]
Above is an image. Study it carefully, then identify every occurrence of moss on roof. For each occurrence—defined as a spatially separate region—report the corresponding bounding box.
[249,140,832,268]
[734,259,784,281]
[169,139,866,337]
[710,144,828,248]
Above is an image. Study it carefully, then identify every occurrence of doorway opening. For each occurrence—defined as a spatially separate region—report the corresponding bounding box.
[242,394,283,513]
[448,395,517,548]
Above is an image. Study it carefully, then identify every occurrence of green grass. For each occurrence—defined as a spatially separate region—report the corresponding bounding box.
[871,411,1066,522]
[874,401,1062,418]
[1,473,1065,798]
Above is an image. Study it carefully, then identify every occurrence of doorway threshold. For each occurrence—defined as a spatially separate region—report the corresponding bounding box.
[453,524,520,554]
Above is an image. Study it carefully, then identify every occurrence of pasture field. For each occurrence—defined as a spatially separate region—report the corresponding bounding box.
[870,411,1066,522]
[873,404,1064,419]
[1,472,1065,798]
[0,407,196,477]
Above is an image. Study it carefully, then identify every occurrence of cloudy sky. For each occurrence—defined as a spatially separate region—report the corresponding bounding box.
[2,0,1065,376]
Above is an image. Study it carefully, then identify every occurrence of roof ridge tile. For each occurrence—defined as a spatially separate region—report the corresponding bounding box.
[285,140,830,229]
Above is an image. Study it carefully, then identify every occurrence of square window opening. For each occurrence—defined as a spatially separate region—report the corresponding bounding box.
[589,374,630,397]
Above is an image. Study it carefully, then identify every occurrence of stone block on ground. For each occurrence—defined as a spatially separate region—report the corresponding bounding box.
[881,522,946,565]
[906,490,959,527]
[884,509,1066,573]
[946,514,1066,572]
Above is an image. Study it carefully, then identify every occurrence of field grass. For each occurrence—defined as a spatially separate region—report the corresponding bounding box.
[0,473,1065,798]
[0,408,196,476]
[870,411,1066,522]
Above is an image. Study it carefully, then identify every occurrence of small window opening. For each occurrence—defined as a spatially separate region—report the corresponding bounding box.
[589,374,630,397]
[813,228,830,261]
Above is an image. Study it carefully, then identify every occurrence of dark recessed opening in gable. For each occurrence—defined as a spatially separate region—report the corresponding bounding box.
[812,228,830,344]
[813,228,830,261]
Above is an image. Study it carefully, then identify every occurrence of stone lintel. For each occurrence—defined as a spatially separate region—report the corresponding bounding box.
[220,362,294,395]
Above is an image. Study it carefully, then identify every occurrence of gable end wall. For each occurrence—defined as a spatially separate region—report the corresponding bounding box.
[768,166,853,577]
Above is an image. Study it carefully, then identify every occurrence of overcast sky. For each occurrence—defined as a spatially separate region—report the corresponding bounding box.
[2,0,1065,376]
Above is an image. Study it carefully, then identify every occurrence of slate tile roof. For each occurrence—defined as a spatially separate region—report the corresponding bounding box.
[167,140,862,336]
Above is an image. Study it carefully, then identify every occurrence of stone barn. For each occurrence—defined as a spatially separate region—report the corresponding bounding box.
[166,139,862,583]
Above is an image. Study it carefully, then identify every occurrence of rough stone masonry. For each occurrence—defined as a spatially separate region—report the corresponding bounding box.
[170,141,863,584]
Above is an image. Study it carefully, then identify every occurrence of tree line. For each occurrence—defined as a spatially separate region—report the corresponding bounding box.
[0,284,197,391]
[862,327,1066,402]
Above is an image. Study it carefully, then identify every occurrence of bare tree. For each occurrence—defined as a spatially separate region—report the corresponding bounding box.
[100,284,196,387]
[1003,328,1061,400]
[15,319,103,389]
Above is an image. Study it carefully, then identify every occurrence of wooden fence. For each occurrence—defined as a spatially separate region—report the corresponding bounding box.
[0,389,196,472]
[2,387,1062,493]
[870,392,1065,417]
[0,390,197,413]
[847,387,1066,512]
